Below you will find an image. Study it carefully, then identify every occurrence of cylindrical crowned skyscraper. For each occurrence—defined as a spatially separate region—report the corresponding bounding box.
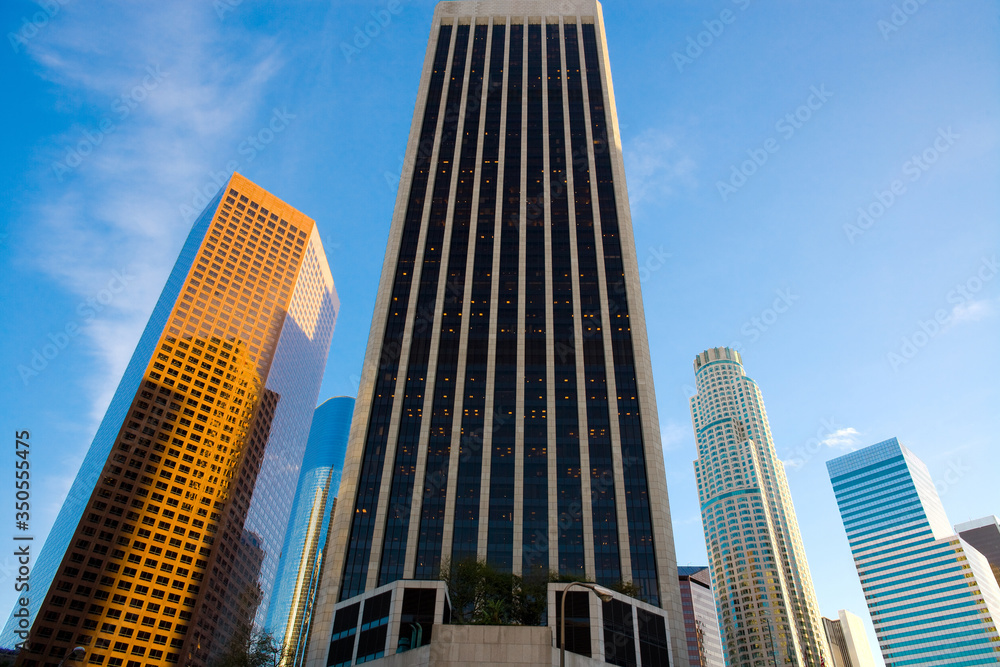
[308,2,689,665]
[690,347,830,667]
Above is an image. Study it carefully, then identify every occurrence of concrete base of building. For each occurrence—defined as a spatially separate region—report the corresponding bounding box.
[355,625,605,667]
[321,580,672,666]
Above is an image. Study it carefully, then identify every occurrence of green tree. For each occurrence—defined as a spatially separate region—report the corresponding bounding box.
[440,560,646,627]
[440,559,548,626]
[609,579,643,600]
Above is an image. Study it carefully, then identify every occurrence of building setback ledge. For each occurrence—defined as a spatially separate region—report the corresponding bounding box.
[354,625,605,667]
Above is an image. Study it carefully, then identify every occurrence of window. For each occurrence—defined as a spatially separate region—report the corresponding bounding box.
[328,603,360,667]
[556,591,591,659]
[602,599,636,667]
[398,589,436,652]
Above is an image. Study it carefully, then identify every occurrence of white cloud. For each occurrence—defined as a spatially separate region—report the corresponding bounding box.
[661,421,691,451]
[623,128,697,204]
[949,298,995,325]
[819,427,862,451]
[783,425,862,470]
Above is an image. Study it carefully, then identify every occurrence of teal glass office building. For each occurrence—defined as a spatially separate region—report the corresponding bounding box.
[828,438,1000,667]
[266,396,355,666]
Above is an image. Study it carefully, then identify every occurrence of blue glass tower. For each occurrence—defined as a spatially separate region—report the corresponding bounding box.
[828,438,1000,667]
[266,396,354,666]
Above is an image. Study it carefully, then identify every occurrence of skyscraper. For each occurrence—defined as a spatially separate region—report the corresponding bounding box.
[309,1,688,665]
[677,566,725,667]
[828,438,1000,667]
[821,610,876,667]
[822,617,849,667]
[265,395,355,667]
[957,516,1000,588]
[690,347,830,667]
[7,173,338,666]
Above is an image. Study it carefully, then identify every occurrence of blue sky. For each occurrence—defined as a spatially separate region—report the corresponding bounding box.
[1,1,997,662]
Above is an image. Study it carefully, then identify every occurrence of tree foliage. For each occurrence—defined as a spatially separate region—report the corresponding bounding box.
[609,579,643,600]
[208,625,282,667]
[439,559,646,626]
[440,558,548,626]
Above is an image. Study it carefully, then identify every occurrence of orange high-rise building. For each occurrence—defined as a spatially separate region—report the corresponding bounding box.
[11,174,338,666]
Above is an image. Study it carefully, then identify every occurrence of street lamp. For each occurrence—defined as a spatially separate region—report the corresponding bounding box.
[57,647,85,666]
[559,582,614,667]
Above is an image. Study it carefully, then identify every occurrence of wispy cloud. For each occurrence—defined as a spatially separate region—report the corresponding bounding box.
[624,128,697,204]
[18,3,286,428]
[949,298,995,326]
[783,423,862,470]
[661,421,690,451]
[819,427,862,451]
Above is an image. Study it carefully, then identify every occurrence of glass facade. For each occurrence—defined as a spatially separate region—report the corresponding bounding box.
[335,19,453,603]
[678,566,726,667]
[243,234,341,635]
[12,174,338,667]
[690,347,829,667]
[554,591,591,658]
[265,396,355,666]
[338,6,664,594]
[828,438,1000,667]
[483,20,522,571]
[957,516,1000,590]
[313,4,688,667]
[326,581,449,667]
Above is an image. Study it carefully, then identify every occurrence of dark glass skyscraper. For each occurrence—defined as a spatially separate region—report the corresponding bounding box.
[309,2,688,665]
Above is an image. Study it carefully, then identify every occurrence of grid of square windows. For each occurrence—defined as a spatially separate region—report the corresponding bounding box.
[21,182,323,667]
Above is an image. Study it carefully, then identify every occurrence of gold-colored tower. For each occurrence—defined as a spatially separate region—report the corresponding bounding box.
[18,174,337,667]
